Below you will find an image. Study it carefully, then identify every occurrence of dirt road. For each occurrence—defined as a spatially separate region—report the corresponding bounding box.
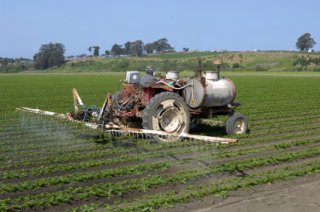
[169,174,320,212]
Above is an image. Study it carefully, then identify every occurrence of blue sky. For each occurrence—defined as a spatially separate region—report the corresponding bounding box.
[1,0,319,58]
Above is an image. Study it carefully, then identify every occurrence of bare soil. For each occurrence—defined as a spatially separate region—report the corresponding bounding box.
[168,174,320,212]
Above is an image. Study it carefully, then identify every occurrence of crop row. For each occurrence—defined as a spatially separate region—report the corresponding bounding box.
[248,121,320,138]
[245,102,320,116]
[1,104,318,154]
[240,122,319,142]
[0,142,215,179]
[243,94,319,105]
[243,93,319,104]
[220,128,320,149]
[2,144,320,210]
[0,121,94,146]
[1,147,134,170]
[242,100,320,113]
[1,138,201,167]
[1,145,320,210]
[2,121,314,176]
[0,140,205,171]
[250,114,320,131]
[4,135,320,191]
[0,138,91,154]
[247,106,320,121]
[241,126,320,144]
[0,161,169,194]
[215,138,320,159]
[243,98,319,107]
[249,108,320,123]
[99,159,320,211]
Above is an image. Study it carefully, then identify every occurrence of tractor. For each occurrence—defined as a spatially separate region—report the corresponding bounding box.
[71,61,248,141]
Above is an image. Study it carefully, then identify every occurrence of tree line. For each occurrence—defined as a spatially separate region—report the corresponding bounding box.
[1,33,317,71]
[88,38,174,57]
[0,57,32,72]
[32,38,175,70]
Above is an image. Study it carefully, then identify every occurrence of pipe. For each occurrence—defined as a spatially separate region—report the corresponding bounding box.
[156,81,191,90]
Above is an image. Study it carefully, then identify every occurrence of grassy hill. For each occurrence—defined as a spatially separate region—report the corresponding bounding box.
[21,51,320,73]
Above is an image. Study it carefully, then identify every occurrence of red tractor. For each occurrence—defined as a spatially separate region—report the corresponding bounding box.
[72,63,248,141]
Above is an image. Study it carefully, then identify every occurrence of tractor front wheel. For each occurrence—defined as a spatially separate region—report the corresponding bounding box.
[226,112,248,135]
[143,92,190,141]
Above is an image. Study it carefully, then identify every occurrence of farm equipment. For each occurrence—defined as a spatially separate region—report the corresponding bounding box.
[17,60,248,144]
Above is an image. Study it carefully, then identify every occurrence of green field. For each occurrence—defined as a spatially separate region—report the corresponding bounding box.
[1,73,320,211]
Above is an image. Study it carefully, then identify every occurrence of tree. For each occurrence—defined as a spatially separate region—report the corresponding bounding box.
[296,33,316,51]
[104,50,110,56]
[88,46,100,56]
[111,43,123,56]
[129,40,144,57]
[183,47,189,52]
[144,43,154,54]
[124,41,132,55]
[33,43,65,70]
[153,38,174,53]
[93,46,100,56]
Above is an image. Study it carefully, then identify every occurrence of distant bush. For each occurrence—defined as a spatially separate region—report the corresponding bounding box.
[309,57,320,66]
[201,60,214,70]
[160,60,178,72]
[228,54,235,61]
[117,59,130,69]
[293,57,309,67]
[220,63,230,70]
[255,66,269,72]
[232,63,240,68]
[0,62,32,73]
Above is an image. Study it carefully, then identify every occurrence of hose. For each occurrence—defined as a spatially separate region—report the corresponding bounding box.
[156,80,191,90]
[82,105,98,121]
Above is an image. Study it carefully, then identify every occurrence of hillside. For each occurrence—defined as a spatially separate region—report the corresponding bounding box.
[49,51,320,73]
[3,51,320,73]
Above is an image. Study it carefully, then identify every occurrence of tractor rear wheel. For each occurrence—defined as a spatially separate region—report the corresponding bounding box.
[226,112,248,135]
[143,92,190,141]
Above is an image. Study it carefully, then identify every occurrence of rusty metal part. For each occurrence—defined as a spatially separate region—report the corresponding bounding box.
[107,93,112,106]
[189,107,203,115]
[142,87,155,103]
[148,83,174,92]
[118,106,139,117]
[122,83,137,98]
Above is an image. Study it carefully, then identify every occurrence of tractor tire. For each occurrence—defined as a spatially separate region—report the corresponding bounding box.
[143,92,190,141]
[226,112,248,135]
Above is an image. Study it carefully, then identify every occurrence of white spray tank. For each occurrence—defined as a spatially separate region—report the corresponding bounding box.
[184,60,236,108]
[202,71,236,107]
